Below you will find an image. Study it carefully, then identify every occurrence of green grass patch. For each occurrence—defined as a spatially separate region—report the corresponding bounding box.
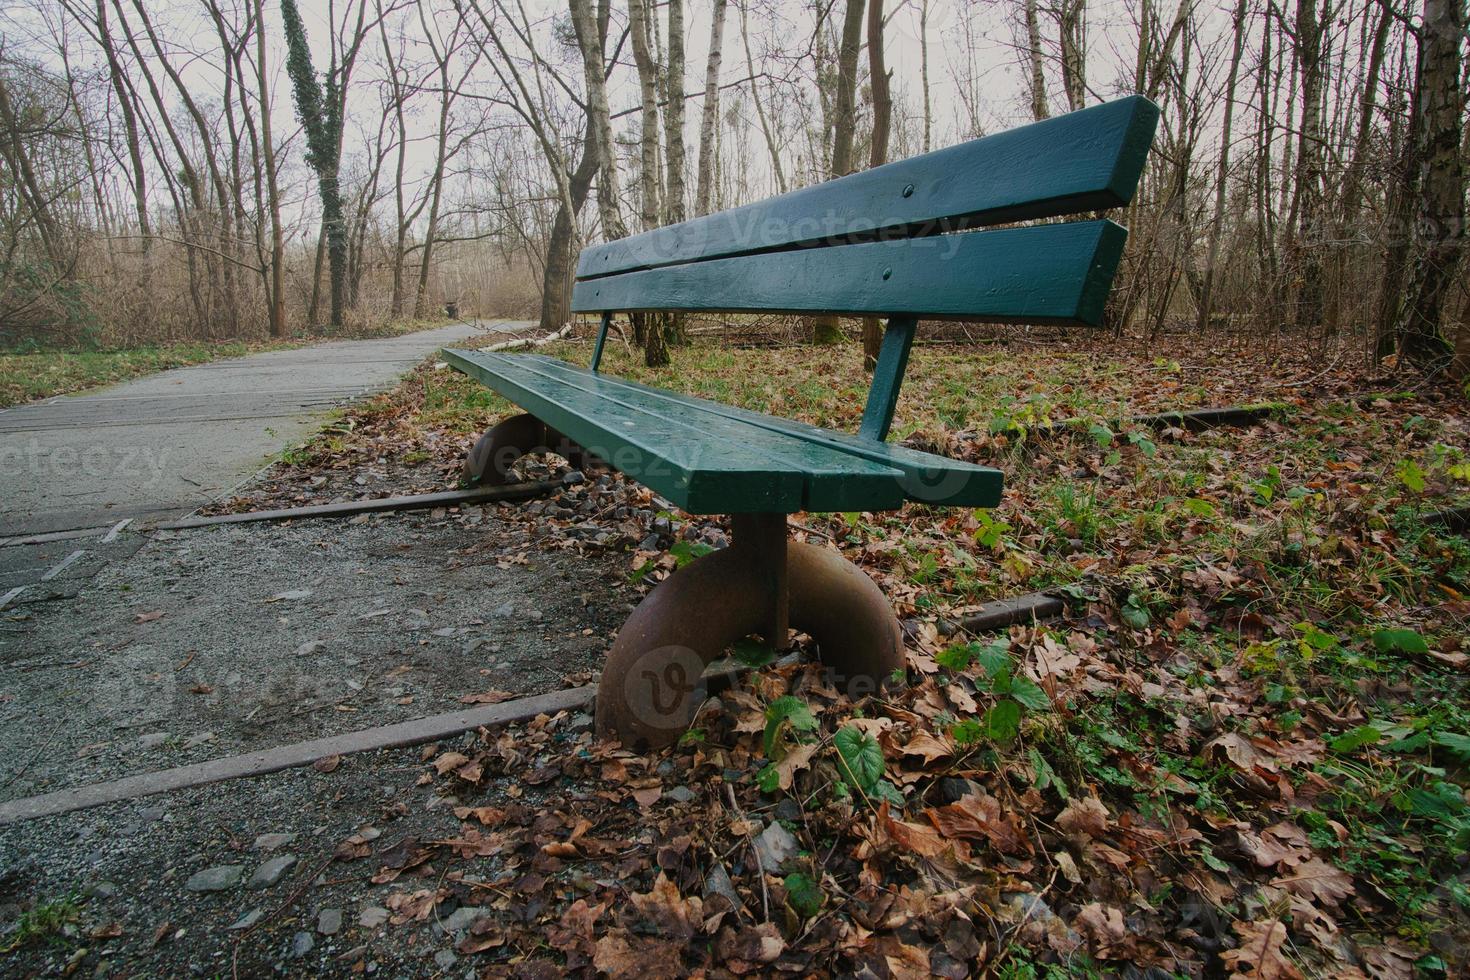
[0,341,303,407]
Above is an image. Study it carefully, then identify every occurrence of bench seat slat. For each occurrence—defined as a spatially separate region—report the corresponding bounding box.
[573,221,1127,325]
[577,96,1158,279]
[444,349,914,514]
[513,354,1003,508]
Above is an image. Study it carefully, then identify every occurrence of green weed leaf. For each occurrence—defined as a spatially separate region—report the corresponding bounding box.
[835,726,884,791]
[784,872,824,918]
[984,700,1023,743]
[764,696,817,757]
[936,643,975,672]
[1329,725,1381,754]
[1372,628,1429,655]
[1010,675,1051,711]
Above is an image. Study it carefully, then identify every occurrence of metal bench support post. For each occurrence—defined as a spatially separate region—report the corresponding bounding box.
[589,311,613,373]
[858,316,918,441]
[730,512,790,648]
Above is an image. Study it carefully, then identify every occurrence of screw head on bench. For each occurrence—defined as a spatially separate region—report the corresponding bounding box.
[882,267,892,280]
[901,183,914,198]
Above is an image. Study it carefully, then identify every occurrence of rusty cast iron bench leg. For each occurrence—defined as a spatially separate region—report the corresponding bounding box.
[462,412,604,487]
[594,512,903,751]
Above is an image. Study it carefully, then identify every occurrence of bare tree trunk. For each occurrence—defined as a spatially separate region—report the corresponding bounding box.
[1377,36,1417,359]
[570,0,627,239]
[918,0,932,150]
[94,0,150,240]
[1058,0,1087,111]
[542,117,601,331]
[740,0,786,193]
[1290,0,1329,332]
[414,7,476,319]
[0,73,67,271]
[861,0,892,371]
[628,0,662,232]
[1393,0,1465,370]
[628,0,670,366]
[1329,1,1391,335]
[381,15,410,319]
[662,0,687,225]
[1194,0,1247,333]
[694,0,728,216]
[1024,0,1049,119]
[255,0,285,336]
[661,0,689,346]
[812,0,866,347]
[829,0,865,177]
[1145,0,1192,99]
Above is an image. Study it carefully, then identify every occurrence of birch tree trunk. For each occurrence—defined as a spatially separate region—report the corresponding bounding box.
[662,0,687,225]
[1024,0,1049,119]
[570,0,627,239]
[695,0,728,216]
[1058,0,1087,111]
[628,0,670,366]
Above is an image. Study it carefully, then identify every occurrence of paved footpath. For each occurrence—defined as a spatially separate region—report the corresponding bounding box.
[0,321,526,602]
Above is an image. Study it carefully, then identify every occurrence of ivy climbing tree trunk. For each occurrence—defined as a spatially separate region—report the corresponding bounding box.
[1391,0,1465,371]
[281,0,347,329]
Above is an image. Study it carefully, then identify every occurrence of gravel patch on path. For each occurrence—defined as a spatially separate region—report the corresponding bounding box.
[0,505,630,803]
[0,738,543,977]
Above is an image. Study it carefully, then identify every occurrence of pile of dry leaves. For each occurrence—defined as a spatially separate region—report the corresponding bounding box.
[237,333,1468,977]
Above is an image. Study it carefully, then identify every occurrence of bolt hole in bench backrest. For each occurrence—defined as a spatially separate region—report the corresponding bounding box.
[573,95,1159,443]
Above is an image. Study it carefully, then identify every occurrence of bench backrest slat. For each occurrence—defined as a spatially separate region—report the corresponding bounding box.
[576,96,1158,281]
[573,220,1127,325]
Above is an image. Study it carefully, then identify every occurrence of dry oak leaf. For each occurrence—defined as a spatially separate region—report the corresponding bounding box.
[773,742,818,791]
[431,751,471,776]
[456,917,507,956]
[592,930,685,980]
[384,888,439,925]
[545,898,606,949]
[926,793,1032,855]
[1055,795,1110,839]
[1207,732,1279,773]
[1074,902,1127,945]
[883,804,950,858]
[459,689,515,704]
[1220,919,1303,980]
[631,872,703,942]
[1272,857,1355,908]
[901,731,955,766]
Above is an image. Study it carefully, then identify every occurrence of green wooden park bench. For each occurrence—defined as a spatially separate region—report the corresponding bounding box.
[444,96,1158,750]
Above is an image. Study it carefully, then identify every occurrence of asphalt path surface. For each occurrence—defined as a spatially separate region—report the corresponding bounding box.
[0,320,530,605]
